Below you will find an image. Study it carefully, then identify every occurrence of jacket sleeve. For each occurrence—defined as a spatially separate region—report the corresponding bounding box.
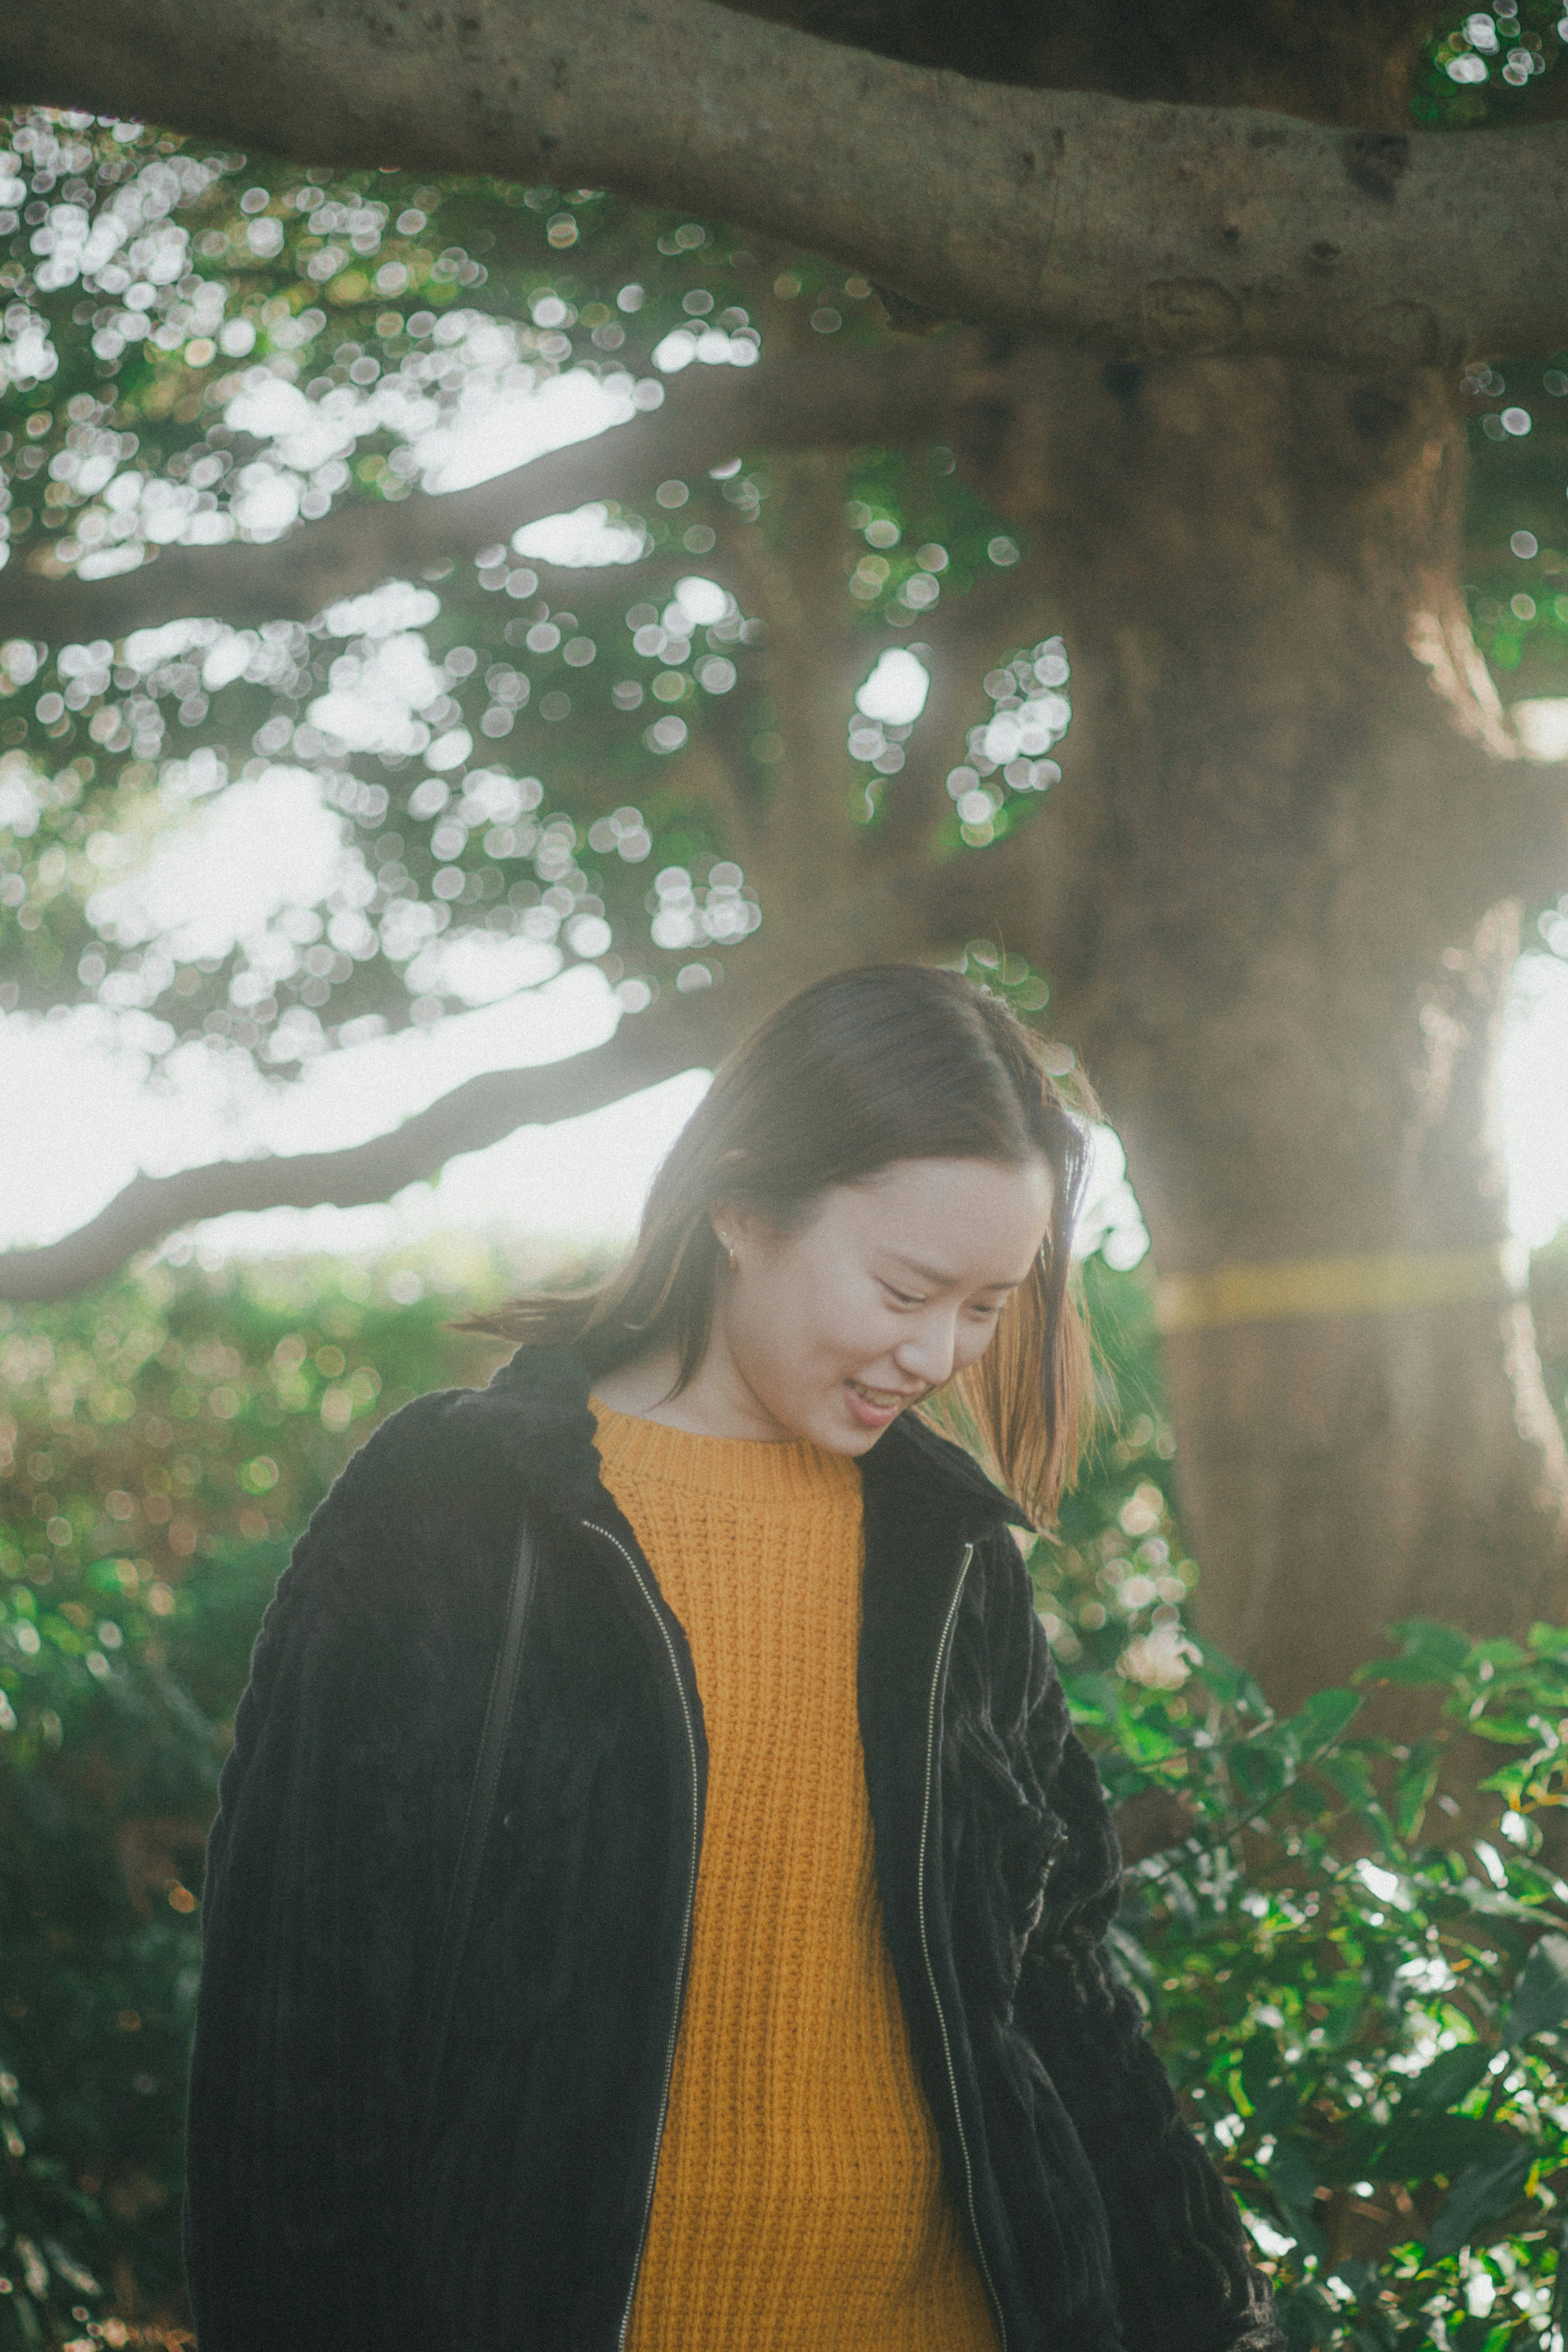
[183,1417,448,2352]
[1010,1610,1283,2352]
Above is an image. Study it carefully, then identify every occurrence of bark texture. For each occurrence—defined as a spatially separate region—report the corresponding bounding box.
[5,0,1568,368]
[932,343,1568,1706]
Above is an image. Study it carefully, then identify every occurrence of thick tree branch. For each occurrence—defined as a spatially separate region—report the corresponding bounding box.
[6,0,1568,371]
[0,343,967,644]
[0,997,738,1302]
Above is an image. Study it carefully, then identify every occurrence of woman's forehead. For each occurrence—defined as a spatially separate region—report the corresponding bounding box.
[819,1156,1054,1263]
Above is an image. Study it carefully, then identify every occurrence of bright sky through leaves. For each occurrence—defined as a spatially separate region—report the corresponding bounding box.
[855,646,929,724]
[2,944,1565,1266]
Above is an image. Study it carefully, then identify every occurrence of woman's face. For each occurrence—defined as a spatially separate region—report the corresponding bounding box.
[710,1155,1054,1454]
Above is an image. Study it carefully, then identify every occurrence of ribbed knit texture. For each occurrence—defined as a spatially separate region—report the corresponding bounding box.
[594,1402,997,2352]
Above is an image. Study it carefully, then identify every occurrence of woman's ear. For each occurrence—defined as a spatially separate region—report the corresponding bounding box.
[710,1202,772,1259]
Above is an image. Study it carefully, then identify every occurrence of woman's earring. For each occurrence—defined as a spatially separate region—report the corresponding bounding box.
[719,1231,737,1271]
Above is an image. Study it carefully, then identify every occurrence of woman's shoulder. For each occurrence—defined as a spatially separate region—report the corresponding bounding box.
[316,1344,599,1524]
[304,1382,506,1526]
[272,1359,596,1630]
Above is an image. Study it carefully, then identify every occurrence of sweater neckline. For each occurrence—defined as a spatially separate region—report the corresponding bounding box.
[590,1398,861,1506]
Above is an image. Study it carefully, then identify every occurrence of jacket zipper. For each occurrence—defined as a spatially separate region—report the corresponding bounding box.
[918,1542,1009,2352]
[583,1522,702,2352]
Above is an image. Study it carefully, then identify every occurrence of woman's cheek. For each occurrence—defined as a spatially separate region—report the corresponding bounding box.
[960,1315,1002,1370]
[810,1302,878,1369]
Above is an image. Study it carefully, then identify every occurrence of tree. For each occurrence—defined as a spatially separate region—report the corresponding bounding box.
[0,2,1566,1702]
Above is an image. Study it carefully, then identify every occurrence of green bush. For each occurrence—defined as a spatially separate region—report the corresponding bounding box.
[1067,1621,1568,2348]
[0,1257,506,2346]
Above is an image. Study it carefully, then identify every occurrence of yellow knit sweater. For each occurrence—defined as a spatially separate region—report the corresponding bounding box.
[593,1403,997,2352]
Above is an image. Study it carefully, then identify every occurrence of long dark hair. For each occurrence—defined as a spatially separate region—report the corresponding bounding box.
[468,965,1097,1524]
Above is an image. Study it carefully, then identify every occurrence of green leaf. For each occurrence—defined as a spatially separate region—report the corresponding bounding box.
[1424,2137,1536,2260]
[1281,1686,1363,1766]
[1240,2032,1285,2114]
[1319,2112,1517,2187]
[1252,2078,1305,2140]
[1273,2284,1331,2352]
[1503,1931,1568,2046]
[1363,1618,1476,1693]
[1469,1712,1549,1746]
[1477,1763,1534,1806]
[1392,1738,1443,1840]
[1267,2140,1327,2265]
[1316,1753,1395,1850]
[1470,1638,1529,1671]
[1062,1670,1122,1728]
[1114,1712,1184,1767]
[1321,1751,1379,1805]
[1189,1640,1270,1720]
[1447,1882,1551,1924]
[1372,1656,1467,1689]
[1399,2040,1493,2116]
[1230,1737,1290,1806]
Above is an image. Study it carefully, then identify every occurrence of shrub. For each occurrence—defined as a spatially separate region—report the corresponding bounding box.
[0,1258,501,2345]
[1068,1620,1568,2348]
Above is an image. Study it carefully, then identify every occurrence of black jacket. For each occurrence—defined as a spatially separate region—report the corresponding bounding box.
[184,1345,1281,2352]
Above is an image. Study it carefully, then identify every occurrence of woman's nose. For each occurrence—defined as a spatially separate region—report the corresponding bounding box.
[893,1315,958,1388]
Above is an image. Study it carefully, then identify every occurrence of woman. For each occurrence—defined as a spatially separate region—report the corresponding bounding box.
[184,964,1280,2352]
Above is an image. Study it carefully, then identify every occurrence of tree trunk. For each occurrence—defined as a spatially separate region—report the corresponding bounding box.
[947,344,1568,1705]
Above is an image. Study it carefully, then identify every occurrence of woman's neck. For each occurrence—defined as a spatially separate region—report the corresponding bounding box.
[592,1344,799,1443]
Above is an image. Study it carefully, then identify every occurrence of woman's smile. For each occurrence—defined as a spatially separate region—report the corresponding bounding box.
[843,1375,925,1427]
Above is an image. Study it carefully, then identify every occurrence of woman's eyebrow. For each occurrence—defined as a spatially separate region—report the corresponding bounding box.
[883,1253,958,1286]
[883,1253,1021,1291]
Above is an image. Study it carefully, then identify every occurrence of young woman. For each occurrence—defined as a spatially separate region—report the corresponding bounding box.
[184,963,1280,2352]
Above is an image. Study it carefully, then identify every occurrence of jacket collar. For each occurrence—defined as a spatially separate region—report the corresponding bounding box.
[865,1408,1033,1531]
[486,1344,1029,1532]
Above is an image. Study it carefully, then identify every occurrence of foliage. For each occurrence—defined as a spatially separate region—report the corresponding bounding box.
[1038,1251,1568,2349]
[0,108,1037,1081]
[1414,5,1568,711]
[0,1251,512,2344]
[1418,0,1568,128]
[1065,1621,1568,2350]
[1036,1250,1195,1684]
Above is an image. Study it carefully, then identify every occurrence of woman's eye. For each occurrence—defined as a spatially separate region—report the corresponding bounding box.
[882,1285,922,1308]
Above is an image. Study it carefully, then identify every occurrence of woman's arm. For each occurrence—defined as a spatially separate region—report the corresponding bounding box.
[1011,1611,1284,2352]
[183,1419,448,2352]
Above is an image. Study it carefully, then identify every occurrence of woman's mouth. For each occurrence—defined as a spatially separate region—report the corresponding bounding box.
[843,1378,924,1429]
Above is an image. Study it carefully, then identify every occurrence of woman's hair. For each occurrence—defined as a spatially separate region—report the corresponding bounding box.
[468,964,1097,1524]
